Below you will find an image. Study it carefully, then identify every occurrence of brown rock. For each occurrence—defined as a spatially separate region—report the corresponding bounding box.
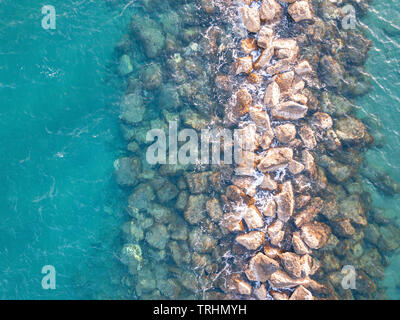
[264,81,280,107]
[292,231,311,255]
[254,47,274,70]
[235,89,252,117]
[222,212,245,233]
[232,176,257,197]
[300,222,331,249]
[267,219,285,247]
[245,252,279,282]
[249,105,272,132]
[258,26,274,48]
[234,276,252,295]
[235,56,253,75]
[311,112,333,130]
[289,285,314,300]
[275,124,296,143]
[257,147,293,172]
[302,150,317,179]
[271,101,308,120]
[274,181,295,222]
[331,218,356,237]
[299,125,317,149]
[260,0,282,23]
[254,284,267,300]
[276,71,295,92]
[288,1,314,22]
[259,173,278,191]
[295,60,314,75]
[262,199,277,218]
[288,160,305,175]
[236,231,265,250]
[295,194,311,209]
[294,197,324,227]
[239,6,261,33]
[205,198,223,222]
[241,38,257,54]
[244,205,265,229]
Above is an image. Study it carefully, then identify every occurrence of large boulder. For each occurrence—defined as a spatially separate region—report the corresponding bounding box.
[113,157,141,186]
[257,147,293,172]
[300,222,331,249]
[245,253,279,282]
[239,6,261,33]
[184,194,208,225]
[119,93,145,124]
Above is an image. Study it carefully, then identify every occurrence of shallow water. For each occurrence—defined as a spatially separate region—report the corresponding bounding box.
[358,0,400,298]
[1,0,400,300]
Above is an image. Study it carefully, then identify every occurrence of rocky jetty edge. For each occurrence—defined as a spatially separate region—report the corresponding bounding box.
[113,0,400,300]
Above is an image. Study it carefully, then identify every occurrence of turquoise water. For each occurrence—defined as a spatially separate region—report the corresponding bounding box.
[358,0,400,298]
[1,0,400,300]
[0,0,132,299]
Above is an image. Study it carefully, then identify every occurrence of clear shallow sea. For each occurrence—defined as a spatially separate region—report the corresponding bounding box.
[0,0,400,300]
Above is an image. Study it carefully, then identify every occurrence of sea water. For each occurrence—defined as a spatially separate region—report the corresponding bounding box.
[1,0,400,300]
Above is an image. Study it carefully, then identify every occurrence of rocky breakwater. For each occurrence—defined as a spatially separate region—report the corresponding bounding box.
[215,0,400,300]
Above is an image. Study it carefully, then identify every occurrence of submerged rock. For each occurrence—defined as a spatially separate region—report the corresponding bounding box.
[119,93,145,124]
[113,157,141,187]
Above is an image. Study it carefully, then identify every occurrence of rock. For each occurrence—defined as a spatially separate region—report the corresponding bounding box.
[260,0,282,23]
[235,89,252,117]
[146,223,169,250]
[288,160,305,175]
[239,6,261,33]
[295,194,311,209]
[276,71,295,92]
[121,243,142,270]
[267,219,285,247]
[118,54,133,75]
[184,194,208,225]
[272,39,299,62]
[263,199,277,218]
[292,231,311,255]
[120,93,145,124]
[236,123,259,151]
[378,224,400,252]
[274,181,295,222]
[168,217,189,241]
[271,101,308,120]
[268,270,310,289]
[158,83,181,111]
[128,183,155,212]
[319,55,344,88]
[175,191,189,211]
[142,63,162,90]
[157,278,181,299]
[245,252,279,282]
[358,249,385,279]
[236,56,253,75]
[156,180,179,203]
[302,150,317,179]
[288,1,314,22]
[289,285,314,300]
[113,157,141,187]
[257,147,293,172]
[189,227,218,253]
[215,75,233,92]
[168,241,190,266]
[340,195,367,227]
[311,112,333,131]
[249,105,272,132]
[185,172,210,194]
[275,124,296,143]
[222,212,245,233]
[295,60,313,76]
[236,231,265,250]
[298,125,317,149]
[335,116,368,145]
[300,222,331,249]
[294,197,324,227]
[320,92,354,116]
[244,205,265,229]
[148,203,173,224]
[258,26,274,48]
[253,47,274,70]
[241,38,257,54]
[270,291,289,300]
[259,174,278,191]
[364,224,381,245]
[205,198,223,221]
[254,284,267,300]
[331,218,356,237]
[232,176,257,197]
[264,81,281,107]
[234,276,252,295]
[319,155,355,183]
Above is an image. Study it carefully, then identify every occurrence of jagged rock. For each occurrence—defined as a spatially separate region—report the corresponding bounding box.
[263,200,277,218]
[232,176,257,197]
[293,174,311,194]
[157,278,181,299]
[335,116,368,145]
[155,180,179,203]
[300,222,331,249]
[267,219,285,247]
[264,81,281,107]
[254,284,267,300]
[257,147,293,172]
[272,39,299,62]
[234,276,252,295]
[249,105,272,132]
[288,160,305,175]
[245,253,279,282]
[364,224,381,245]
[292,231,311,255]
[128,183,155,212]
[259,173,278,191]
[185,172,211,194]
[319,155,355,183]
[168,241,190,265]
[222,212,245,233]
[120,93,145,124]
[236,123,259,151]
[276,71,295,93]
[236,56,253,75]
[189,227,218,253]
[258,26,274,48]
[378,224,400,252]
[299,125,317,149]
[288,1,314,22]
[311,112,333,131]
[340,195,367,227]
[294,197,324,227]
[319,55,344,88]
[175,191,189,211]
[254,47,274,69]
[244,205,265,229]
[331,218,356,237]
[271,101,308,120]
[260,0,282,23]
[295,194,311,209]
[239,6,261,33]
[236,231,265,250]
[289,285,314,300]
[275,124,296,143]
[268,270,310,289]
[295,60,313,75]
[205,198,223,221]
[241,38,257,54]
[148,203,173,224]
[145,224,169,250]
[358,249,385,279]
[274,181,295,222]
[270,291,289,300]
[118,54,133,75]
[184,194,207,225]
[113,157,141,187]
[235,88,252,117]
[302,150,317,179]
